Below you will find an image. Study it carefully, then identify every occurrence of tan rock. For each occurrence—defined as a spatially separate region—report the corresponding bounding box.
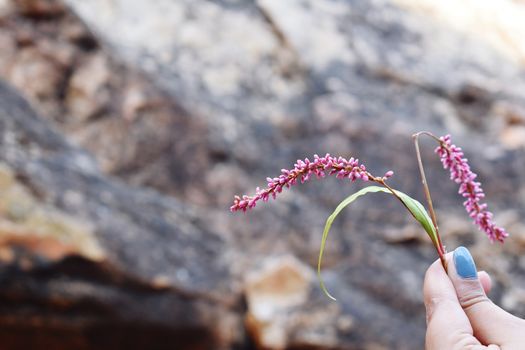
[66,53,110,122]
[500,125,525,149]
[243,256,347,349]
[244,255,313,349]
[0,163,104,262]
[8,48,61,102]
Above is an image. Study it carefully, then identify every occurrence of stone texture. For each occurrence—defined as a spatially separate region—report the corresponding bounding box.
[0,0,212,203]
[1,0,525,349]
[0,163,104,262]
[244,256,315,349]
[0,80,242,349]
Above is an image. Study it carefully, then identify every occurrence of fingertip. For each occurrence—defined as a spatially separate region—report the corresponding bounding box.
[423,253,460,322]
[423,253,455,302]
[478,270,492,295]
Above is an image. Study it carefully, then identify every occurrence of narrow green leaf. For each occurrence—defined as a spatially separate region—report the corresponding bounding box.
[318,185,437,301]
[393,190,439,246]
[318,186,387,301]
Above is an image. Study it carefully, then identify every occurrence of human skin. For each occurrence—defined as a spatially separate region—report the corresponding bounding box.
[424,247,525,349]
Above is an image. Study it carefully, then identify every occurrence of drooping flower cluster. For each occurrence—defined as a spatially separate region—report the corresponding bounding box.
[231,154,393,212]
[435,134,508,242]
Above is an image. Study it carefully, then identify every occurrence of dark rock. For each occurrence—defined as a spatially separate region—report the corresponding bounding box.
[0,80,243,349]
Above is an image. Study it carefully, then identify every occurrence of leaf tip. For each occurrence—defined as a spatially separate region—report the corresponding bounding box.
[320,280,337,301]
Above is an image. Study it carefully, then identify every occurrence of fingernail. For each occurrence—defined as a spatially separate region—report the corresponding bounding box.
[454,246,477,279]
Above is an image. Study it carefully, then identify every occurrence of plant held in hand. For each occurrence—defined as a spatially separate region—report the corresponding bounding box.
[231,132,508,300]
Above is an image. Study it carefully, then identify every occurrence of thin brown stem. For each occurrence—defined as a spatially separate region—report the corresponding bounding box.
[412,131,443,144]
[412,131,447,269]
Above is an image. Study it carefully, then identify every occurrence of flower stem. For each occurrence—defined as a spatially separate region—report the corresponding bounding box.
[412,131,447,270]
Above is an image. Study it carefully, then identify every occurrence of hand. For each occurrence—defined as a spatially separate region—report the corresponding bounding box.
[424,246,525,349]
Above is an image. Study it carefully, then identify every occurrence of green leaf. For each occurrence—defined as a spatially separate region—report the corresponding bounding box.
[392,189,439,246]
[318,185,437,301]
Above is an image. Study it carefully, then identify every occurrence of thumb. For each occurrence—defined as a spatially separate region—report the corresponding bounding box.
[448,246,524,346]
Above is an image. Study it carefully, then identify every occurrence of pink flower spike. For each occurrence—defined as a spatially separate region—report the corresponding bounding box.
[231,154,393,213]
[435,134,509,243]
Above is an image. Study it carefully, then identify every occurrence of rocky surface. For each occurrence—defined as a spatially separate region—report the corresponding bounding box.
[0,81,242,349]
[1,0,525,349]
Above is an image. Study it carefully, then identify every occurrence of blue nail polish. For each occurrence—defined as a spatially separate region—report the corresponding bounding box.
[454,246,477,279]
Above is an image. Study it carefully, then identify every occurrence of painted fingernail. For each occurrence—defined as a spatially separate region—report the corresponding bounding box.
[454,246,477,279]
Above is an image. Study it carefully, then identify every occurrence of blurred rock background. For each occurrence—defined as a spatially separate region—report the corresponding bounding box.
[0,0,525,349]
